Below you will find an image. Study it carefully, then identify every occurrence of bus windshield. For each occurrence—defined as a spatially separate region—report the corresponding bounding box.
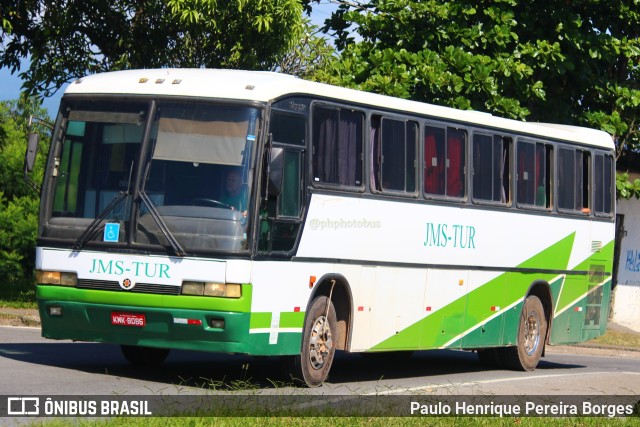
[42,99,261,254]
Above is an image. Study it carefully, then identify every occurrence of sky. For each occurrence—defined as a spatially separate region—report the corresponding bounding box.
[0,65,65,116]
[0,1,338,117]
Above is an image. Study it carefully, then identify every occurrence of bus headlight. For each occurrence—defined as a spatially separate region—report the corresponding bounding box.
[181,281,241,298]
[204,282,241,298]
[36,270,78,286]
[181,281,204,295]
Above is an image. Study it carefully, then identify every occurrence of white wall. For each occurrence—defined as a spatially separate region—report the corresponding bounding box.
[613,196,640,332]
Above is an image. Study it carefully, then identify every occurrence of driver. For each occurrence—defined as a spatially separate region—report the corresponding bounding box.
[221,169,248,216]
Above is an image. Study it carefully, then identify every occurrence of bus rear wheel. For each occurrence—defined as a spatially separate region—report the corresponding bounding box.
[503,295,547,371]
[293,296,337,387]
[121,345,170,367]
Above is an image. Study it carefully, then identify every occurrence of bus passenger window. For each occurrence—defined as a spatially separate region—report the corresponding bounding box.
[370,116,381,191]
[517,141,551,208]
[472,134,510,204]
[424,126,445,195]
[558,147,590,213]
[312,105,364,187]
[380,118,417,193]
[581,151,591,212]
[594,154,613,215]
[424,126,466,198]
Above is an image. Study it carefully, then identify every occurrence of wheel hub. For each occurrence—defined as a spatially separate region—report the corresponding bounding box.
[523,310,541,356]
[308,315,333,370]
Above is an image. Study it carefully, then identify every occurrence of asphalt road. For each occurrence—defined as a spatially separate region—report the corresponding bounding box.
[1,325,639,397]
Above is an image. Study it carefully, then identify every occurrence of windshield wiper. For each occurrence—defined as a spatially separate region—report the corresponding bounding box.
[73,161,134,251]
[72,191,129,250]
[138,192,186,257]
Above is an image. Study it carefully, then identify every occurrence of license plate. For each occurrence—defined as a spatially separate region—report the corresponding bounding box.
[111,312,146,327]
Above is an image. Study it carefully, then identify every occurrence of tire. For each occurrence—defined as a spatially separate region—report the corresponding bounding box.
[502,295,547,371]
[292,296,338,387]
[121,345,170,367]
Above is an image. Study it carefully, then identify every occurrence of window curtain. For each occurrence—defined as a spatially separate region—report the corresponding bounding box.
[370,118,381,191]
[315,107,360,186]
[424,128,445,195]
[338,109,360,186]
[315,107,339,183]
[535,144,546,206]
[447,131,464,197]
[500,141,507,203]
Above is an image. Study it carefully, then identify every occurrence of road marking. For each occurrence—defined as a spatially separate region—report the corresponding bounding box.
[364,371,640,395]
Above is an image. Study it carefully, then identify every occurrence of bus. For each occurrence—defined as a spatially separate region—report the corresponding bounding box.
[26,69,615,387]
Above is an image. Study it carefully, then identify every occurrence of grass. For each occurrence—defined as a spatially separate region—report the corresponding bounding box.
[589,329,640,349]
[0,279,37,309]
[25,415,638,427]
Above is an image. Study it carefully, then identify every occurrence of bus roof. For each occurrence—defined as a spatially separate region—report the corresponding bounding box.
[65,68,614,150]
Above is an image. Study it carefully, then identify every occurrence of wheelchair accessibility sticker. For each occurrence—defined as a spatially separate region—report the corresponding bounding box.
[104,223,120,243]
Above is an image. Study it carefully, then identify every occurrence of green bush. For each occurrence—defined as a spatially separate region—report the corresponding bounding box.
[0,99,49,303]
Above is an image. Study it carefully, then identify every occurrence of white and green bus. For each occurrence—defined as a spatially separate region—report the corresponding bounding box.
[27,69,615,387]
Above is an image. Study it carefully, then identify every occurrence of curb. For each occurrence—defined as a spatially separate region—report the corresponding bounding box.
[0,309,40,327]
[561,342,640,353]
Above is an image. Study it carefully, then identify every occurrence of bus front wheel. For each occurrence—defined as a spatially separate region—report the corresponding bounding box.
[503,295,547,371]
[121,345,170,367]
[293,296,337,387]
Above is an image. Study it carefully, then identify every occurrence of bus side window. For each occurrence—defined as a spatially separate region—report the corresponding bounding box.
[472,133,511,204]
[259,111,306,254]
[312,105,363,187]
[517,140,551,209]
[424,126,466,198]
[447,128,466,198]
[558,147,590,213]
[259,148,304,253]
[379,118,417,193]
[279,150,302,217]
[370,116,381,191]
[424,126,446,195]
[594,153,614,215]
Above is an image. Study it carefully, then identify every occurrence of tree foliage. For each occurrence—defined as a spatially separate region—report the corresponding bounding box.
[0,0,305,97]
[0,99,49,288]
[272,18,336,79]
[317,0,639,122]
[312,0,640,193]
[616,172,640,200]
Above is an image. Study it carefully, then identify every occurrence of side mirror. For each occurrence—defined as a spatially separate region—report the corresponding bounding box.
[24,133,39,173]
[268,147,284,197]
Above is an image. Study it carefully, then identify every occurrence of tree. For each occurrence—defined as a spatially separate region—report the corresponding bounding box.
[271,17,336,78]
[312,0,640,194]
[0,99,49,290]
[0,0,305,98]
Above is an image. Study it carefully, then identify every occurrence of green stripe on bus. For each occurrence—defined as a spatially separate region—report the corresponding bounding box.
[249,311,305,329]
[372,232,612,350]
[250,312,271,329]
[555,240,614,313]
[36,283,253,312]
[281,311,305,328]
